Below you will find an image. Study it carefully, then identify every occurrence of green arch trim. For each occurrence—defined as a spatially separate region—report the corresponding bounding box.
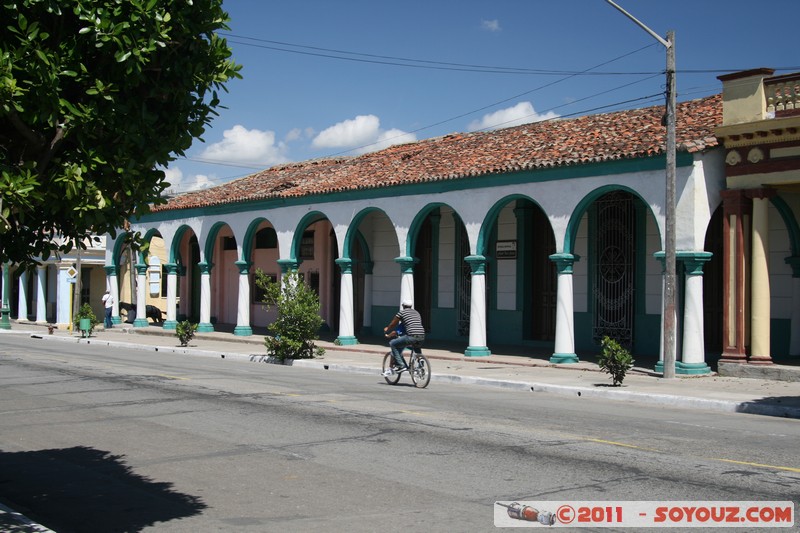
[169,224,195,265]
[241,217,275,263]
[111,233,130,267]
[140,227,162,264]
[563,184,651,254]
[342,207,385,261]
[477,194,546,256]
[771,195,800,257]
[406,203,447,257]
[203,221,230,265]
[290,211,327,261]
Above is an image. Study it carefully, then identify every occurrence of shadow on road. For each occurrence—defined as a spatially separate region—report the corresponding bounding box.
[0,446,206,532]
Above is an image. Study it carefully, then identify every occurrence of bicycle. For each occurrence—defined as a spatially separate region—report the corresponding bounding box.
[382,341,431,388]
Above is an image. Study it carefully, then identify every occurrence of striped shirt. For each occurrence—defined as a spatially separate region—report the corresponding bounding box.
[396,308,425,337]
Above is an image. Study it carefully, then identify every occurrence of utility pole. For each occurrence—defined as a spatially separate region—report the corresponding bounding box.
[605,1,677,378]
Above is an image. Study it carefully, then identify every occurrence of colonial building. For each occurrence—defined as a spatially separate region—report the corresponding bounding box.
[107,93,730,371]
[9,68,795,373]
[714,69,800,364]
[1,236,107,329]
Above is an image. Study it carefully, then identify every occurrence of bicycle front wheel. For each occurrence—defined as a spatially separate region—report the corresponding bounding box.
[382,353,401,385]
[410,354,431,388]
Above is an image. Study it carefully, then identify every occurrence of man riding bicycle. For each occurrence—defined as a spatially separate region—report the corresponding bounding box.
[382,300,425,376]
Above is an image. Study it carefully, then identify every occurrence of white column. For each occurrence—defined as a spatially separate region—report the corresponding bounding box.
[234,261,252,336]
[362,262,374,334]
[464,255,491,356]
[104,265,120,325]
[0,264,11,329]
[395,256,417,307]
[750,193,772,363]
[36,265,47,323]
[677,253,712,374]
[133,263,149,327]
[17,269,28,321]
[335,258,357,344]
[550,254,578,363]
[56,266,72,326]
[198,261,214,332]
[163,263,178,330]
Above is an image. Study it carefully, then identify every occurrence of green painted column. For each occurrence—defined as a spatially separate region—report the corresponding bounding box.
[197,261,214,332]
[335,258,358,345]
[133,263,149,327]
[464,255,491,357]
[233,260,253,336]
[675,252,712,375]
[162,262,179,330]
[0,264,11,329]
[103,264,122,325]
[549,253,579,364]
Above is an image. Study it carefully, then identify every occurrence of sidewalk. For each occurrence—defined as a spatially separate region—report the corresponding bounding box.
[2,323,800,533]
[4,322,800,419]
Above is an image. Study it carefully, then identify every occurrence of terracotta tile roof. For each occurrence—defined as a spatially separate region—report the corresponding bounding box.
[154,94,722,212]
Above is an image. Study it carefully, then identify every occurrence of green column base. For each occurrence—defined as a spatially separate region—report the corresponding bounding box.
[162,320,177,331]
[197,322,214,333]
[133,318,149,327]
[0,309,11,330]
[550,352,579,364]
[234,325,253,336]
[336,335,358,345]
[465,346,491,357]
[654,360,664,374]
[112,316,122,325]
[676,361,711,375]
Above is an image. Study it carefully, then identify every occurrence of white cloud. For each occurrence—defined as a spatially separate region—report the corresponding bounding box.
[312,115,416,154]
[482,19,501,32]
[312,115,381,149]
[285,127,316,143]
[162,166,213,193]
[467,101,559,131]
[199,124,289,166]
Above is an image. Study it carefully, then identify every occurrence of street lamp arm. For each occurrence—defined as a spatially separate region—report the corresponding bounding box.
[605,0,671,49]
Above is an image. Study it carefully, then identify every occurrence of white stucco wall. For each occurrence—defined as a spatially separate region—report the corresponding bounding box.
[495,204,517,311]
[437,208,455,309]
[573,213,589,314]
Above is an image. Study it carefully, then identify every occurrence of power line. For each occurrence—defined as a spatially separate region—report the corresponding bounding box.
[222,33,800,77]
[223,33,662,76]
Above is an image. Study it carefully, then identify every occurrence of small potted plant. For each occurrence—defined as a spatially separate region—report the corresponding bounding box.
[73,303,98,338]
[176,320,198,347]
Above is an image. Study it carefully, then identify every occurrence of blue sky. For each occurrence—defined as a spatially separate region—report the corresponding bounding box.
[164,0,800,194]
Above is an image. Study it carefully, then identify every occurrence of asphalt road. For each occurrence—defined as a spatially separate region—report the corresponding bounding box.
[1,336,798,532]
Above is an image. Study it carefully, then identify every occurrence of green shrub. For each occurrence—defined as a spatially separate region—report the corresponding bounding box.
[73,303,99,336]
[176,320,198,347]
[256,269,325,361]
[598,336,634,386]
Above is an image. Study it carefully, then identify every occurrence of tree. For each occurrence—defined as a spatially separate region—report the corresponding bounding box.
[0,0,241,266]
[256,270,325,361]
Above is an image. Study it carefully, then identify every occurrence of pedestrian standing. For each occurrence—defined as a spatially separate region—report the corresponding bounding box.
[102,290,114,329]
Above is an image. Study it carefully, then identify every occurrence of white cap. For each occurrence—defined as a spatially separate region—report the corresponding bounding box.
[401,300,413,307]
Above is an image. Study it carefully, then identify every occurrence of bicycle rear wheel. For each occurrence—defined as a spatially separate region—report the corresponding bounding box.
[410,354,431,388]
[382,353,401,385]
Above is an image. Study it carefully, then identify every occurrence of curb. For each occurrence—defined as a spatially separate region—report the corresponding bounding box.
[13,332,800,419]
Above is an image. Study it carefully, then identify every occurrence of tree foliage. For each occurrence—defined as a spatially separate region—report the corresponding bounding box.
[0,0,241,266]
[256,270,325,361]
[598,336,635,386]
